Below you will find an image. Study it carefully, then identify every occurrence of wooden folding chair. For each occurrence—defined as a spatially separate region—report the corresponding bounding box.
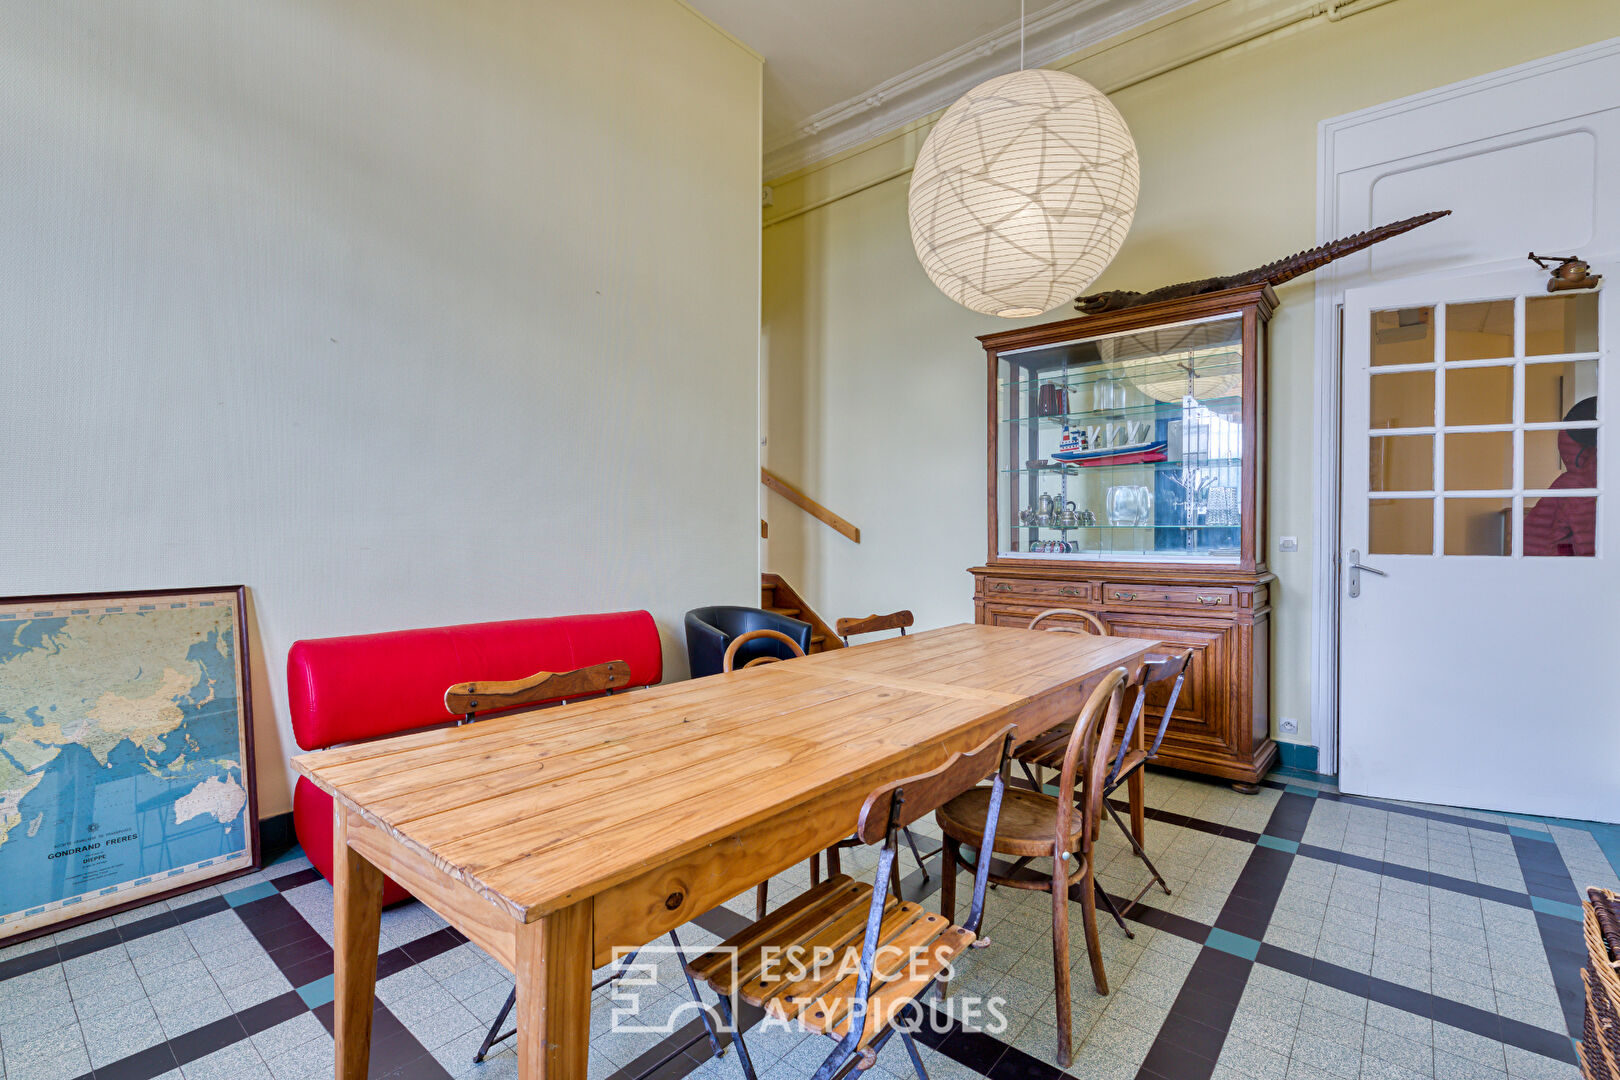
[446,661,725,1067]
[687,726,1018,1080]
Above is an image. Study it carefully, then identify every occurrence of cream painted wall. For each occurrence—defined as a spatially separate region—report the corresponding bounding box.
[761,0,1620,750]
[1,0,762,816]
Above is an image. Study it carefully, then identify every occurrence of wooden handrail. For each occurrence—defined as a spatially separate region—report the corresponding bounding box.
[760,467,860,543]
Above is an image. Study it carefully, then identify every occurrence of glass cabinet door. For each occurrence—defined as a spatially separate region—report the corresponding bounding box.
[997,313,1245,562]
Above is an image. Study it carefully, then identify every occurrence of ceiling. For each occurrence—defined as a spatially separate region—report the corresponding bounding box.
[688,0,1199,179]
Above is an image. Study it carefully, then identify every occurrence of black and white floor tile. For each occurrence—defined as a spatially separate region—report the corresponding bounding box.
[1,766,1614,1080]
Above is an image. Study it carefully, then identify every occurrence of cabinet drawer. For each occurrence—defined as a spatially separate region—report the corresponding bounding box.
[981,578,1093,603]
[1101,584,1236,610]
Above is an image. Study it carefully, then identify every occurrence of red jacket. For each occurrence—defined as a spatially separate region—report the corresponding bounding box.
[1522,429,1596,557]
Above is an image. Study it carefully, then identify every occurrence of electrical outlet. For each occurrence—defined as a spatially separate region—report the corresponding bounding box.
[1278,536,1298,552]
[1279,717,1299,735]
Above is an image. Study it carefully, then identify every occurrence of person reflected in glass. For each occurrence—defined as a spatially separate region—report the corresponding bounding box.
[1523,397,1596,557]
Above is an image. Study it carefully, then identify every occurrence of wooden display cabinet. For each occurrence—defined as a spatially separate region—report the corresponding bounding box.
[970,285,1277,789]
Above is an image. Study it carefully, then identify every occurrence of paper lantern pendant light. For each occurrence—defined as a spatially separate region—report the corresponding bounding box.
[908,68,1139,318]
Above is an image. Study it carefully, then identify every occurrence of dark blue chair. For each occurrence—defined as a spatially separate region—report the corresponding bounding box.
[684,605,812,679]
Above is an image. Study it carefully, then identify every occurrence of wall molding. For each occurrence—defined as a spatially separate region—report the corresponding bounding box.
[1309,34,1620,777]
[763,0,1199,181]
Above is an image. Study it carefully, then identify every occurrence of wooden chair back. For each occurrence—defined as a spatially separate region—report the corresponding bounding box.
[444,659,631,719]
[1107,649,1192,788]
[835,610,914,645]
[854,725,1016,844]
[853,726,1014,968]
[1051,668,1128,858]
[721,628,806,673]
[1028,608,1108,636]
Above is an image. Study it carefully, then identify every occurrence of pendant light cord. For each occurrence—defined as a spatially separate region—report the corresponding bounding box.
[1019,0,1025,69]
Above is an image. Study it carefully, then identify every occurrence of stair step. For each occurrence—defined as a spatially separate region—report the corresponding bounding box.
[768,606,802,618]
[810,633,825,644]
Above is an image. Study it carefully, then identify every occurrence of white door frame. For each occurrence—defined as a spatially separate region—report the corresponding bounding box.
[1310,36,1620,775]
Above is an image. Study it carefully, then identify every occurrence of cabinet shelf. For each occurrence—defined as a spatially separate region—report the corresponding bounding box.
[1001,457,1242,476]
[1011,523,1241,530]
[998,352,1242,392]
[1001,396,1241,425]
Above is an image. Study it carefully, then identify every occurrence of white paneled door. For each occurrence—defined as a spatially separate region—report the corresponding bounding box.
[1338,264,1617,821]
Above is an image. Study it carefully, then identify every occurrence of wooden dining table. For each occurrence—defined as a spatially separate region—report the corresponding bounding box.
[291,622,1158,1080]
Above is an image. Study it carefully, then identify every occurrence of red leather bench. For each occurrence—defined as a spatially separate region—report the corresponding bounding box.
[287,611,663,904]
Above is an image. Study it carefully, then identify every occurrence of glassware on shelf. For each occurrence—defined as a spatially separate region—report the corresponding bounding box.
[1207,486,1239,527]
[1106,485,1153,526]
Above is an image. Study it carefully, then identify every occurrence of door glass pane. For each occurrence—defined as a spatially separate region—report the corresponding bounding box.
[1369,498,1432,554]
[1451,501,1509,557]
[1369,434,1432,492]
[1443,498,1512,555]
[1523,495,1597,556]
[1371,307,1434,366]
[1525,427,1598,490]
[1526,292,1599,355]
[1446,300,1514,361]
[1526,362,1599,423]
[1370,371,1434,429]
[1445,365,1513,426]
[1444,431,1512,491]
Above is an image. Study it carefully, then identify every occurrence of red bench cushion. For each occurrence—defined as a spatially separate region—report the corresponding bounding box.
[287,610,662,751]
[287,610,661,903]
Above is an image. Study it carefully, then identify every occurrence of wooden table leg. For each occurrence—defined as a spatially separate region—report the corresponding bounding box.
[334,805,384,1080]
[516,899,594,1080]
[1129,716,1147,847]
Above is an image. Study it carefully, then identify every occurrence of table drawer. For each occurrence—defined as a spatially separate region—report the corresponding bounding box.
[981,578,1093,603]
[1101,584,1236,610]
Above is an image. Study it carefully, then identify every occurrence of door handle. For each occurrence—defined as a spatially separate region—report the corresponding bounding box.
[1347,548,1386,598]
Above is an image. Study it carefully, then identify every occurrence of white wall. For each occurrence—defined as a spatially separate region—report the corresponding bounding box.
[0,0,763,816]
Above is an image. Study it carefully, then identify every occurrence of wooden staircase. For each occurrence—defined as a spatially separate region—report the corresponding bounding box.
[760,573,843,654]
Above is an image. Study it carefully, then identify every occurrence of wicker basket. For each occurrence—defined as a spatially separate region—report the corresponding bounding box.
[1583,888,1620,1080]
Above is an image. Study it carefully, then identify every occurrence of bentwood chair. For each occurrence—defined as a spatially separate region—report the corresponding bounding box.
[1013,607,1119,920]
[936,668,1128,1067]
[688,726,1018,1080]
[1027,607,1109,636]
[719,631,827,919]
[1018,649,1192,920]
[686,606,812,678]
[445,662,724,1066]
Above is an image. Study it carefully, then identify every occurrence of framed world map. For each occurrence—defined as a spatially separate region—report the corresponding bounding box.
[0,585,258,942]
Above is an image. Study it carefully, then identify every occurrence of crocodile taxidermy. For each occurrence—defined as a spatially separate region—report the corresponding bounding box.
[1074,209,1451,314]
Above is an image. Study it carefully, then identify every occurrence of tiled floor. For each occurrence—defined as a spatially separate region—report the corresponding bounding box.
[2,768,1614,1080]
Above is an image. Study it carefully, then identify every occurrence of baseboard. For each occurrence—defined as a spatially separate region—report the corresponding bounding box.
[260,811,296,865]
[1275,740,1322,774]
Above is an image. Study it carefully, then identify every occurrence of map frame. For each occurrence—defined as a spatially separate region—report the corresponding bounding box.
[0,584,260,944]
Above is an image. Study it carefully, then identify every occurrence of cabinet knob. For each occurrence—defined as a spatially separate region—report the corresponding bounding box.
[1060,586,1081,597]
[1197,595,1225,606]
[992,582,1012,592]
[1113,591,1135,601]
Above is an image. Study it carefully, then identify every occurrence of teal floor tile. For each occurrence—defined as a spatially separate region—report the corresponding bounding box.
[224,881,278,906]
[297,974,335,1008]
[1530,895,1582,921]
[1206,927,1261,960]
